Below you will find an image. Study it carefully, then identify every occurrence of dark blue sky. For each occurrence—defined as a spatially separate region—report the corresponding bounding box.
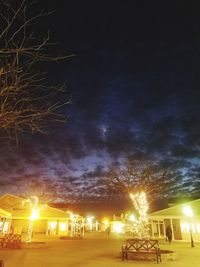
[0,1,199,206]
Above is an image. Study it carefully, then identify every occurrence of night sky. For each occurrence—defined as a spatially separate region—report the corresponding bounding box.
[0,1,199,209]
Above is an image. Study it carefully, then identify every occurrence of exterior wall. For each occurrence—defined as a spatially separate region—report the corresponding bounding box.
[180,218,200,241]
[172,219,182,240]
[11,219,29,234]
[0,216,11,234]
[163,218,182,240]
[149,220,165,238]
[150,217,200,241]
[47,220,69,236]
[33,220,47,234]
[11,218,69,236]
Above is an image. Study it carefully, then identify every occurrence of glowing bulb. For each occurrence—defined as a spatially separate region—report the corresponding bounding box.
[30,208,39,220]
[113,222,124,233]
[129,214,136,222]
[183,206,193,217]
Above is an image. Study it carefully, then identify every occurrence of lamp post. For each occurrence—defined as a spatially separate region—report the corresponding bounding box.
[183,206,194,248]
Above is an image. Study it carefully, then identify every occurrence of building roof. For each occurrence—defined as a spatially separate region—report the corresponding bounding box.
[149,198,200,218]
[0,207,11,217]
[0,194,69,220]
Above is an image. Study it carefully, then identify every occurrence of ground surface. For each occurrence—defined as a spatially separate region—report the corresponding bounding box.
[0,232,199,267]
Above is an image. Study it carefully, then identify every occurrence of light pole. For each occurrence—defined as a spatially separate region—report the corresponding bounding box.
[183,206,194,248]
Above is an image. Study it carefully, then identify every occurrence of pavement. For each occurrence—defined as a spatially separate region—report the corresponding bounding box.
[0,232,200,267]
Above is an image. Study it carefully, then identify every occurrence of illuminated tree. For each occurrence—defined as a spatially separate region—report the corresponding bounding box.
[130,192,149,238]
[22,196,39,242]
[0,0,71,141]
[108,159,171,237]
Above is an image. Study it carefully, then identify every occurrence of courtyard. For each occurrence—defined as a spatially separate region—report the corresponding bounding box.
[0,232,200,267]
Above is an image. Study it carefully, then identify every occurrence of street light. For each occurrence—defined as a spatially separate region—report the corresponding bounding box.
[182,206,194,247]
[87,216,94,231]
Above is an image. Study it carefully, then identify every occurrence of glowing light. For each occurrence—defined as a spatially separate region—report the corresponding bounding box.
[87,216,94,224]
[103,219,109,229]
[196,223,200,233]
[112,221,124,233]
[30,208,39,220]
[67,211,84,237]
[129,192,149,238]
[182,205,195,247]
[183,206,193,217]
[129,214,136,222]
[68,211,79,222]
[95,221,99,231]
[60,223,67,231]
[130,192,148,220]
[23,196,39,243]
[181,222,190,233]
[49,221,57,229]
[87,216,94,230]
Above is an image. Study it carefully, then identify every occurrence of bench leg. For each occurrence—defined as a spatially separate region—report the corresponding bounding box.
[121,248,128,261]
[158,249,161,263]
[121,247,125,261]
[156,253,162,263]
[159,254,162,263]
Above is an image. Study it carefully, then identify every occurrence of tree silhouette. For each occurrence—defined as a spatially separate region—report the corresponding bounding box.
[0,0,71,141]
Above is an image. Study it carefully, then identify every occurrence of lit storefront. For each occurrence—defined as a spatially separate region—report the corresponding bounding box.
[0,194,70,236]
[0,208,11,235]
[149,199,200,241]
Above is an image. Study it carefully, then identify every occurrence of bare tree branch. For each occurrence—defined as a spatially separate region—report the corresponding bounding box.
[107,159,172,202]
[0,0,72,141]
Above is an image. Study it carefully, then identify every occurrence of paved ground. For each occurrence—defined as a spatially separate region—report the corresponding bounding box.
[0,232,200,267]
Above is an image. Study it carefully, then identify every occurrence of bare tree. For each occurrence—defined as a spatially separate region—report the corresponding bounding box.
[20,178,61,204]
[108,159,171,201]
[107,159,173,237]
[0,0,71,141]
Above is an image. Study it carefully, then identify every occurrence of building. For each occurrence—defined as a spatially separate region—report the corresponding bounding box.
[149,199,200,241]
[0,194,70,236]
[0,207,11,235]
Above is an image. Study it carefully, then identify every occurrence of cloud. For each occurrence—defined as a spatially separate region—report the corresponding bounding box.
[0,0,199,202]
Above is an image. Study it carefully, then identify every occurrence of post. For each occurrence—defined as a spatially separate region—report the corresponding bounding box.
[26,219,34,243]
[188,218,194,248]
[182,206,194,248]
[158,221,161,238]
[170,219,175,240]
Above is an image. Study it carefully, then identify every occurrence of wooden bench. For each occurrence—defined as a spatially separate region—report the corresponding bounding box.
[121,238,162,264]
[0,233,21,249]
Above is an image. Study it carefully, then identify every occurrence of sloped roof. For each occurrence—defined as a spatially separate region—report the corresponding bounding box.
[39,205,69,219]
[0,207,11,217]
[0,194,69,220]
[150,199,200,218]
[0,194,26,208]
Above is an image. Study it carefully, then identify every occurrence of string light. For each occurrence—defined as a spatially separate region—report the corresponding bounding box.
[23,196,39,242]
[129,192,149,238]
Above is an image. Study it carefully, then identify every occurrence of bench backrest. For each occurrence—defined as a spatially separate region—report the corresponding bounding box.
[125,239,159,251]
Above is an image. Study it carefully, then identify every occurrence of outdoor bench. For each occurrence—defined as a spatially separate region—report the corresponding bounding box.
[0,233,21,249]
[121,238,162,264]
